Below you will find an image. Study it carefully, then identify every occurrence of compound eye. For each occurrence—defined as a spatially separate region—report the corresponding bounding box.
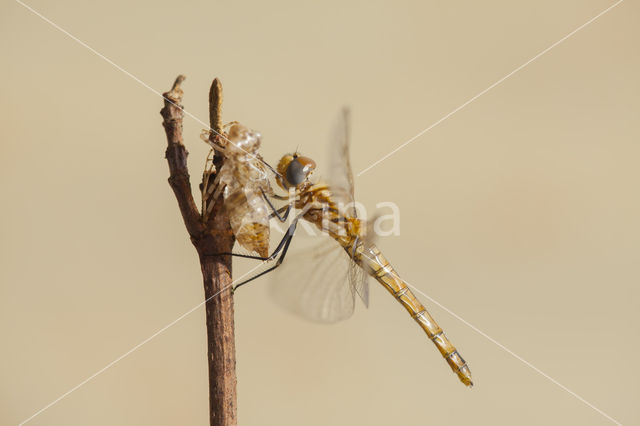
[285,156,316,187]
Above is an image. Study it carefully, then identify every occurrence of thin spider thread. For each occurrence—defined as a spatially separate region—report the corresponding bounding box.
[17,262,264,426]
[357,251,622,426]
[13,0,275,174]
[356,0,624,177]
[13,1,625,425]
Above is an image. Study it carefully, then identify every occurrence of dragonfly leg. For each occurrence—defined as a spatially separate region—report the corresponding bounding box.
[232,220,297,292]
[203,231,287,262]
[261,187,292,223]
[270,193,292,201]
[203,208,304,262]
[268,205,291,221]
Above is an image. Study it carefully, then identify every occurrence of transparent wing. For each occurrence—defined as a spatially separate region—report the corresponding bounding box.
[325,108,357,217]
[269,229,357,323]
[326,108,370,307]
[348,212,381,308]
[349,252,369,308]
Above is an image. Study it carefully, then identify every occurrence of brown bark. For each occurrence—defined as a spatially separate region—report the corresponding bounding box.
[160,75,237,426]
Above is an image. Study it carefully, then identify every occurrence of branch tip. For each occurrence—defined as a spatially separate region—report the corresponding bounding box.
[161,76,203,237]
[173,74,186,90]
[209,78,223,135]
[163,74,186,105]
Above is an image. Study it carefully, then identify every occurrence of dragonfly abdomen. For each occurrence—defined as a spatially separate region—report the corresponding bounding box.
[361,244,473,387]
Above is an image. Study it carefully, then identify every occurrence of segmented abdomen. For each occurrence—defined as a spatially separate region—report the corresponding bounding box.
[359,244,473,387]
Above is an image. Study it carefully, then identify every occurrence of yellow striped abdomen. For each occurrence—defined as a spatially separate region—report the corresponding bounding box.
[361,244,473,387]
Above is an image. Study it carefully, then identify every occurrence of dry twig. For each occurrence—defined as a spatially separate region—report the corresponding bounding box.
[160,75,237,426]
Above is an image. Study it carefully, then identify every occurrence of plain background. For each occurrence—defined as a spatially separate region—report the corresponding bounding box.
[2,1,638,425]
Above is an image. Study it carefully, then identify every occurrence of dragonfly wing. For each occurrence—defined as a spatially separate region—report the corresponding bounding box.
[325,108,357,217]
[269,231,356,323]
[327,107,371,305]
[349,212,383,308]
[350,257,369,308]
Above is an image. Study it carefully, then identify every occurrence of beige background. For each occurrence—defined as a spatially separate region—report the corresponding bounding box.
[1,0,638,425]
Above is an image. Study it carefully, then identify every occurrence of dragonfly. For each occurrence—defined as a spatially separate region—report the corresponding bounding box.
[220,111,473,387]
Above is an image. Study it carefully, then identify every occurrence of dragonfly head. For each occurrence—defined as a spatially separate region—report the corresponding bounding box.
[276,153,316,190]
